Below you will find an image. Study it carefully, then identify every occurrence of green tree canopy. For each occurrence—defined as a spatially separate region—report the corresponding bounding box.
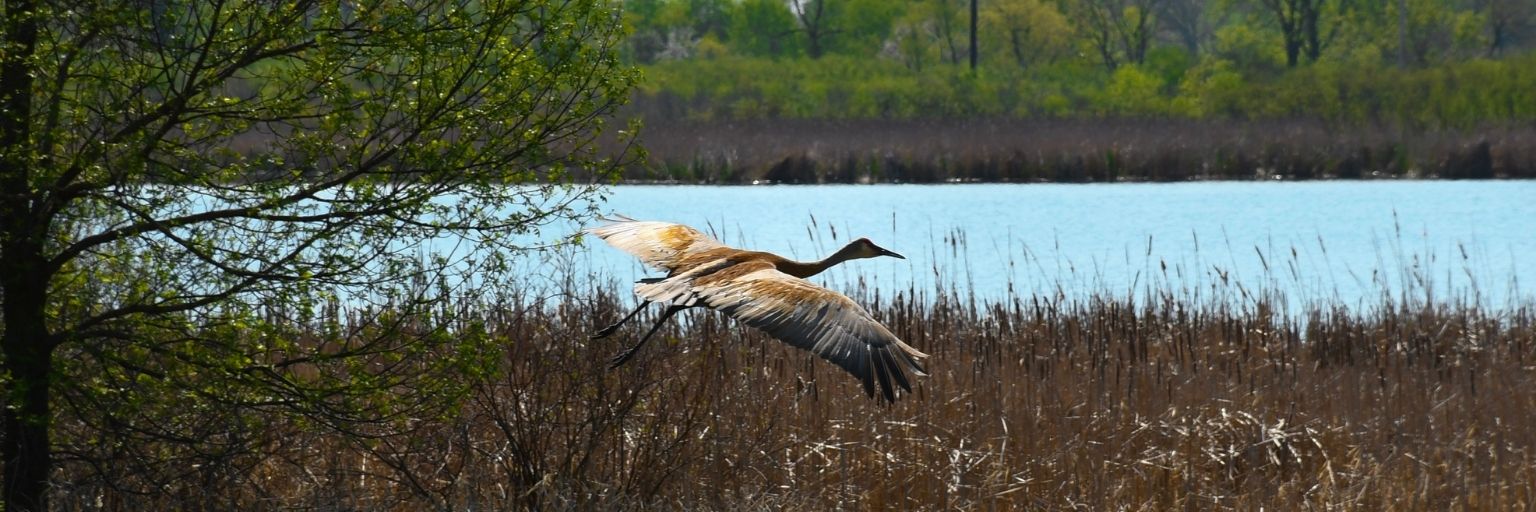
[983,0,1074,69]
[728,0,802,57]
[0,0,636,509]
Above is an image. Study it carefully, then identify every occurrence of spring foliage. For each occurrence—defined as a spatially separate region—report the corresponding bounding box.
[0,0,635,508]
[624,0,1536,127]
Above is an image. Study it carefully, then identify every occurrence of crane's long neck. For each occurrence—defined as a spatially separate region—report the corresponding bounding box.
[778,243,862,279]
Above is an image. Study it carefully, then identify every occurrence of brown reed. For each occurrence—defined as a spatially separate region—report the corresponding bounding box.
[47,237,1536,511]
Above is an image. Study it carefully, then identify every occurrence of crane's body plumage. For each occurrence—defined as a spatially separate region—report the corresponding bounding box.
[586,216,928,402]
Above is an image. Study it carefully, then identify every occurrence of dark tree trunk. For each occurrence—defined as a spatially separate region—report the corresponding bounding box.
[806,34,824,58]
[1161,0,1206,58]
[0,180,55,512]
[1396,0,1408,67]
[969,0,978,70]
[0,173,55,512]
[1009,28,1028,68]
[1265,0,1312,67]
[1,1,53,510]
[0,287,55,512]
[942,20,961,64]
[794,0,831,59]
[1302,1,1323,63]
[1120,6,1153,65]
[1079,1,1120,71]
[1488,19,1507,57]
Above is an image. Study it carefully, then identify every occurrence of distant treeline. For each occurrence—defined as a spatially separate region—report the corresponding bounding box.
[624,0,1535,71]
[621,0,1536,128]
[608,0,1536,184]
[630,54,1536,128]
[615,118,1536,183]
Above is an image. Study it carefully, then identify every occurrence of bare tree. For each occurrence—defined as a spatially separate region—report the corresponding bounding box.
[1071,0,1164,70]
[1475,0,1536,56]
[791,0,839,58]
[1159,0,1222,56]
[1257,0,1329,66]
[985,0,1073,69]
[935,0,969,64]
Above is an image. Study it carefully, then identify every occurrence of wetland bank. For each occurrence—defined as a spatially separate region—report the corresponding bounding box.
[71,181,1536,509]
[21,0,1536,508]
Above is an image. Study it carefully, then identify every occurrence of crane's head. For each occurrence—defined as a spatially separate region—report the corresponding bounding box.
[848,238,905,260]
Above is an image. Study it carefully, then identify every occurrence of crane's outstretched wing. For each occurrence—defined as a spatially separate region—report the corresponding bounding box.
[684,260,929,402]
[584,216,730,273]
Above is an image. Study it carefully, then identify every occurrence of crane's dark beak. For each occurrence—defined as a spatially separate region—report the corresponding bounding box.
[861,239,905,260]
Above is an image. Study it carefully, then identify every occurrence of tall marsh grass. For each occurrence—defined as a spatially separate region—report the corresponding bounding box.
[48,226,1536,510]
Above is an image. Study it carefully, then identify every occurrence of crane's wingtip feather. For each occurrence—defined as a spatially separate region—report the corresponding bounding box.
[855,349,875,399]
[871,350,895,402]
[681,255,931,402]
[881,349,913,393]
[907,356,929,377]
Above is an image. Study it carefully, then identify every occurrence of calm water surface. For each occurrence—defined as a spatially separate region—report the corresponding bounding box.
[558,181,1533,309]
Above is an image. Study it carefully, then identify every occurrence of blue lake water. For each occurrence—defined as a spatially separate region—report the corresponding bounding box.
[551,181,1533,309]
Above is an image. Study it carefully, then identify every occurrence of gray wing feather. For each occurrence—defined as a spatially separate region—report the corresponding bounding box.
[692,268,928,402]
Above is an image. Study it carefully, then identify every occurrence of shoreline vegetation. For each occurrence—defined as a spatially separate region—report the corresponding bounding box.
[57,262,1536,509]
[604,51,1536,184]
[613,117,1536,184]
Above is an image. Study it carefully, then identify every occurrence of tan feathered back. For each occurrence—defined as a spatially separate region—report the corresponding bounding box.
[583,215,727,273]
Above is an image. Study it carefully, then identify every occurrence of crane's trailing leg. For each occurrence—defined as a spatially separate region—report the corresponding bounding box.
[592,299,651,339]
[609,305,687,369]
